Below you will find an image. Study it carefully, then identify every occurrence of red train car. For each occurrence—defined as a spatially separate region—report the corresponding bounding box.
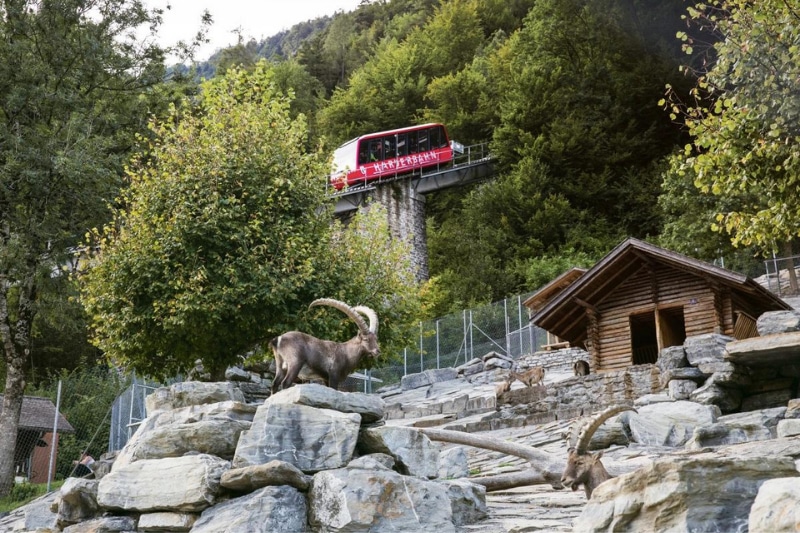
[330,123,453,189]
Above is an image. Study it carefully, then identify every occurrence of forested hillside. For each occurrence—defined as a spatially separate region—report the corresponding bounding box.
[196,0,744,314]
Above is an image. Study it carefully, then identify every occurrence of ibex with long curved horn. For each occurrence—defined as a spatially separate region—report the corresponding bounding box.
[561,404,636,498]
[270,299,379,393]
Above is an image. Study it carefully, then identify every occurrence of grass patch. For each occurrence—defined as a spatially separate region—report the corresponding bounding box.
[0,480,63,513]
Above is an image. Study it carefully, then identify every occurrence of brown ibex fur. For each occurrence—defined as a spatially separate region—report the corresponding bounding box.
[573,360,590,376]
[510,366,545,387]
[561,405,636,498]
[270,299,379,393]
[494,374,514,396]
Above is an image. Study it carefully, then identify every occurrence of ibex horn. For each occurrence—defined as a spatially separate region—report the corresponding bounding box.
[310,299,370,335]
[353,305,378,334]
[573,404,637,454]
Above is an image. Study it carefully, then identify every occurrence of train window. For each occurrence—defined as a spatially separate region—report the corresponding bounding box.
[368,139,383,161]
[417,129,430,152]
[396,133,408,157]
[430,126,446,148]
[408,131,418,154]
[358,142,369,165]
[383,136,397,159]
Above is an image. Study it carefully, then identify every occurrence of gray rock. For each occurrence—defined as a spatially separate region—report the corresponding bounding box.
[309,466,455,532]
[225,366,251,381]
[668,380,698,400]
[690,381,742,413]
[484,357,512,370]
[749,477,800,532]
[439,446,470,479]
[62,515,137,533]
[401,368,459,390]
[756,309,800,336]
[358,426,440,478]
[114,400,256,470]
[97,454,229,512]
[658,366,707,387]
[726,332,800,367]
[233,402,360,472]
[267,383,385,423]
[22,492,58,531]
[657,345,688,373]
[145,381,246,415]
[192,486,309,533]
[125,418,251,463]
[684,333,733,366]
[574,453,799,533]
[221,460,312,492]
[633,394,672,407]
[138,511,197,531]
[786,398,800,418]
[627,401,718,447]
[440,479,488,526]
[742,389,793,411]
[685,409,784,449]
[696,361,737,374]
[777,418,800,438]
[347,453,396,470]
[56,477,99,528]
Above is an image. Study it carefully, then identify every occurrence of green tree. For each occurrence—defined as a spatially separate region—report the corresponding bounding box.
[81,63,333,380]
[81,62,422,379]
[665,0,800,251]
[0,0,172,497]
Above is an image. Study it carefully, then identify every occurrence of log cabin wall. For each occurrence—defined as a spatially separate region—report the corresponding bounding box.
[594,263,731,372]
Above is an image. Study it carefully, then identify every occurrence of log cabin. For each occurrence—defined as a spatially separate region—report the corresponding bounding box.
[527,238,791,373]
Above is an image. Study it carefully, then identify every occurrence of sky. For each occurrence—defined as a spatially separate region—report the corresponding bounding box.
[146,0,364,61]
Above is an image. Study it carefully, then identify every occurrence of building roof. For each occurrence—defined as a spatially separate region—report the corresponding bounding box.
[531,237,791,343]
[522,267,587,314]
[0,395,75,433]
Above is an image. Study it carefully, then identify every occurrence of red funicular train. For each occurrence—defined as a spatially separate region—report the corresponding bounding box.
[330,123,453,189]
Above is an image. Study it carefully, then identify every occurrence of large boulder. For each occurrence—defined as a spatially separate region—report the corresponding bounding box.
[114,400,256,469]
[438,446,470,480]
[685,407,785,449]
[267,383,385,424]
[97,454,229,512]
[574,453,799,533]
[401,368,458,391]
[358,426,440,478]
[191,486,308,533]
[138,512,197,532]
[221,460,312,493]
[233,402,360,472]
[627,401,718,447]
[749,477,800,532]
[56,478,100,528]
[756,310,800,336]
[683,334,733,366]
[62,516,137,533]
[145,381,246,414]
[309,463,455,532]
[439,479,488,526]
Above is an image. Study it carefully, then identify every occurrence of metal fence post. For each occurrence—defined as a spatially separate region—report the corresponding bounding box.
[419,321,424,372]
[504,298,510,357]
[404,348,407,377]
[436,319,440,369]
[469,309,474,360]
[46,380,62,492]
[518,295,524,356]
[462,310,467,365]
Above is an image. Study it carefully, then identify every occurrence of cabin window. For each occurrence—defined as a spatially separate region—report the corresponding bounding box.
[630,311,658,365]
[383,136,397,159]
[417,129,430,152]
[396,133,408,156]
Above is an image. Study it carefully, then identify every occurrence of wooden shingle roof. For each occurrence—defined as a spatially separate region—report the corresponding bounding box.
[531,238,791,342]
[0,395,75,433]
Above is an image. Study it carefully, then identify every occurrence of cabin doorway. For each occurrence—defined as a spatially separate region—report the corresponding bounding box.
[629,306,686,365]
[630,312,658,364]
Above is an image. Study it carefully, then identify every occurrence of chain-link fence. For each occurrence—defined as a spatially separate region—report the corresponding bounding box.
[2,368,129,491]
[762,254,800,297]
[368,292,547,388]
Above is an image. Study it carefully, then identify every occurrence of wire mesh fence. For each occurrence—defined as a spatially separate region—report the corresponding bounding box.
[2,368,129,490]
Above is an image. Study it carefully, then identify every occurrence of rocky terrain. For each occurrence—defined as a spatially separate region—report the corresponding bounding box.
[2,309,800,532]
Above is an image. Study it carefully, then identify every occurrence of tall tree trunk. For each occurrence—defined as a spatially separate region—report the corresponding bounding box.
[0,276,36,497]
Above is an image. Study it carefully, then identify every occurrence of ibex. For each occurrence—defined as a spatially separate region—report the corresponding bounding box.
[270,299,379,393]
[510,366,545,387]
[573,360,590,376]
[561,404,636,498]
[494,374,514,396]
